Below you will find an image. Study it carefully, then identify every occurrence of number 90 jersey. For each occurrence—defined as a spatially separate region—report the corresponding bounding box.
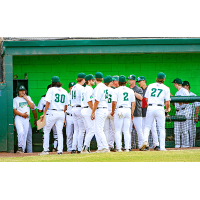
[112,86,135,108]
[145,83,171,105]
[45,87,69,110]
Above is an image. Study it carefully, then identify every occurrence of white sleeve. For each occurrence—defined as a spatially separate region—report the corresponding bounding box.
[87,88,93,102]
[165,88,171,101]
[145,87,150,99]
[130,90,135,102]
[37,98,45,110]
[45,89,53,103]
[95,86,102,101]
[13,99,17,109]
[112,89,118,102]
[65,92,69,106]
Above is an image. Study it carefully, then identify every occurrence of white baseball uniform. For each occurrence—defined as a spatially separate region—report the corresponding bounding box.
[37,96,58,150]
[43,87,69,153]
[104,87,115,149]
[93,82,109,150]
[143,82,171,150]
[71,84,85,152]
[174,87,190,148]
[81,85,95,150]
[65,91,74,152]
[112,86,135,150]
[13,96,34,152]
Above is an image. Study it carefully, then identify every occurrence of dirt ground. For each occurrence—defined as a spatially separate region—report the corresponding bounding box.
[0,147,200,157]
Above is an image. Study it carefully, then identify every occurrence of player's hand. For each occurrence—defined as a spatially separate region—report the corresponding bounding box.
[22,94,28,100]
[34,118,37,126]
[195,118,198,123]
[91,113,95,120]
[40,115,44,122]
[165,107,171,113]
[22,112,28,119]
[110,111,114,117]
[63,120,66,127]
[131,115,134,120]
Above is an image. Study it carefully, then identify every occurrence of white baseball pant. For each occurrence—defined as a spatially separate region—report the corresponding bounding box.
[52,125,58,149]
[66,114,74,151]
[72,107,85,151]
[43,110,65,153]
[143,106,166,150]
[15,116,29,153]
[188,119,196,147]
[26,121,32,153]
[115,108,131,150]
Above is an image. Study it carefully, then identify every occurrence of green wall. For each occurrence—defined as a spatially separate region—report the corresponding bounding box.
[13,53,200,126]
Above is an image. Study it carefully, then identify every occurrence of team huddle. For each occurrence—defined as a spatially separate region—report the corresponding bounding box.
[13,71,175,155]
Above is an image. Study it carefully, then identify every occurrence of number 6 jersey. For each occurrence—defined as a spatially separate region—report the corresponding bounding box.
[112,86,135,108]
[45,87,69,110]
[145,83,170,105]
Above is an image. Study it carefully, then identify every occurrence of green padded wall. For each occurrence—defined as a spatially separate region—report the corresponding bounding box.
[13,53,200,126]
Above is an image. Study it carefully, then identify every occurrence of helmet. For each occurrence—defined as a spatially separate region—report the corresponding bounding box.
[16,85,27,95]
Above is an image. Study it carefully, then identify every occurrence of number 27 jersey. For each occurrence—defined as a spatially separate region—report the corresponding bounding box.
[145,83,170,105]
[45,87,69,110]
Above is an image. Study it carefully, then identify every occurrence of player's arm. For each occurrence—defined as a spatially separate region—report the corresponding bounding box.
[111,101,117,117]
[134,92,143,100]
[23,95,35,109]
[88,101,93,110]
[91,100,99,120]
[32,109,37,126]
[195,106,199,122]
[13,109,28,119]
[131,102,136,120]
[40,101,50,122]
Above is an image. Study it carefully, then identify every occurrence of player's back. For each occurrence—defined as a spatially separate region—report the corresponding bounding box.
[71,84,83,106]
[145,83,170,105]
[113,86,135,108]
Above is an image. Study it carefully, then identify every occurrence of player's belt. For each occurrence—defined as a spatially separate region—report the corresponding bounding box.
[97,107,107,109]
[72,105,81,108]
[176,108,185,112]
[118,106,131,109]
[66,113,73,116]
[148,104,163,107]
[50,109,64,111]
[83,106,89,108]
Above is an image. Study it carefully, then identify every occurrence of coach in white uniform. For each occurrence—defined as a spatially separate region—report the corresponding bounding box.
[65,82,75,152]
[71,73,86,154]
[39,76,69,155]
[173,78,190,148]
[91,72,110,153]
[81,75,95,153]
[142,72,171,151]
[13,85,35,153]
[111,75,135,152]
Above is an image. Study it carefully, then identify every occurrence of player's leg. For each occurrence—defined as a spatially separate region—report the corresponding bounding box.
[104,114,110,144]
[66,115,74,152]
[72,108,79,151]
[95,109,109,150]
[21,118,30,153]
[15,116,25,152]
[108,114,115,149]
[155,107,166,150]
[188,120,193,147]
[174,121,180,148]
[181,120,189,148]
[151,119,159,147]
[133,117,144,148]
[193,121,196,147]
[26,121,33,153]
[52,125,58,150]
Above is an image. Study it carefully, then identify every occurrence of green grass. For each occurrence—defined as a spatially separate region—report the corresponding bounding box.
[0,149,200,162]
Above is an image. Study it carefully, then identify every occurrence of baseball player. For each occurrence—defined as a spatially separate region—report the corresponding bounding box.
[182,81,199,147]
[141,72,171,151]
[127,74,144,150]
[71,73,86,154]
[81,75,95,153]
[104,75,115,150]
[39,76,69,155]
[137,76,159,150]
[111,75,119,89]
[13,85,35,153]
[37,84,58,152]
[173,78,190,148]
[111,75,136,152]
[91,72,110,153]
[65,82,75,152]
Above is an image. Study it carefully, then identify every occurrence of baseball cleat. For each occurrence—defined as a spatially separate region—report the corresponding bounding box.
[38,151,49,156]
[144,146,150,151]
[81,149,89,154]
[96,148,110,153]
[77,151,81,154]
[154,146,160,151]
[57,152,62,155]
[160,149,167,151]
[116,149,122,152]
[125,149,131,152]
[16,147,23,153]
[52,148,56,152]
[139,141,147,151]
[71,150,76,154]
[109,147,115,152]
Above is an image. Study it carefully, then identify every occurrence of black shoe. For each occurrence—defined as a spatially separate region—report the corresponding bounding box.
[154,146,160,151]
[77,151,81,154]
[144,146,150,151]
[71,150,76,154]
[16,147,23,153]
[57,152,62,155]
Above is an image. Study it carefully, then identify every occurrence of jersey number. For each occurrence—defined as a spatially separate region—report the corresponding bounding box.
[55,94,65,103]
[104,89,108,99]
[123,92,129,101]
[108,94,112,103]
[151,88,163,97]
[72,91,76,99]
[82,93,84,101]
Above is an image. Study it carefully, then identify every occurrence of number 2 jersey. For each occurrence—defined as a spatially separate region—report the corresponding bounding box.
[112,86,135,108]
[145,83,170,105]
[45,87,69,110]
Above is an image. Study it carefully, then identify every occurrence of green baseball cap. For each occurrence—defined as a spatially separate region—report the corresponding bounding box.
[137,76,146,82]
[182,81,190,87]
[95,72,103,78]
[51,76,60,83]
[18,85,26,91]
[77,73,86,78]
[104,75,113,83]
[127,74,136,80]
[83,83,86,87]
[172,78,182,84]
[112,75,119,81]
[157,72,166,79]
[69,82,76,88]
[119,75,126,83]
[85,74,95,81]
